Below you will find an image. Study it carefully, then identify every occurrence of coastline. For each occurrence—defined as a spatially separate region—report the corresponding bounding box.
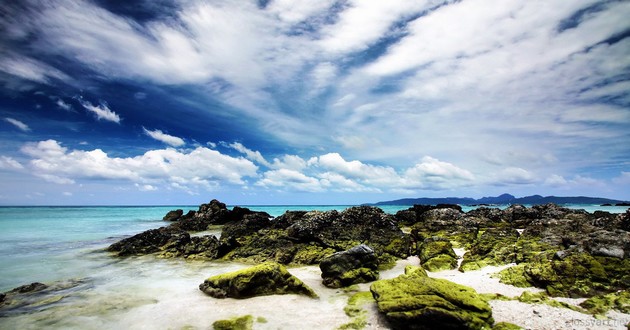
[1,202,629,329]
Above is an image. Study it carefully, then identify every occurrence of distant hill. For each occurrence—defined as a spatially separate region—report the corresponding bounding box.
[374,193,629,206]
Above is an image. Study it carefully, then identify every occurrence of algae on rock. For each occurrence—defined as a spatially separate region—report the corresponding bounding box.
[212,315,254,330]
[199,262,317,299]
[370,265,494,330]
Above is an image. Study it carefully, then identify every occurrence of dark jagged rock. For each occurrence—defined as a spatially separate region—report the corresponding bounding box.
[319,244,379,288]
[163,209,183,221]
[107,226,221,259]
[370,265,494,330]
[418,237,458,272]
[199,262,317,299]
[9,282,48,294]
[394,204,462,226]
[108,227,186,256]
[223,206,410,267]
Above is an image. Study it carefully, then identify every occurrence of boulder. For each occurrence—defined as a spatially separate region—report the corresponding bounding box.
[199,262,317,299]
[107,227,220,259]
[319,244,379,288]
[459,227,520,271]
[418,237,458,272]
[107,227,187,256]
[370,266,494,330]
[163,209,183,221]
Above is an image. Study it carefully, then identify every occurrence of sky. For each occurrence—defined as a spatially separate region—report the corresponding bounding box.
[0,0,629,205]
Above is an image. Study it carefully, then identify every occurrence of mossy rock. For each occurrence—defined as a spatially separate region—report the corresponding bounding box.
[212,315,254,330]
[459,228,520,272]
[199,262,318,299]
[320,245,379,288]
[292,243,336,264]
[580,291,630,315]
[499,251,621,298]
[370,265,493,330]
[492,264,532,288]
[419,238,458,272]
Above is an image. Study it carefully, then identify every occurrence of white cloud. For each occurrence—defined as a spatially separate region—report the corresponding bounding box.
[135,183,157,192]
[20,140,258,192]
[0,156,24,170]
[229,142,271,167]
[0,55,70,85]
[490,167,539,186]
[56,99,72,111]
[80,101,121,123]
[143,127,185,147]
[257,168,324,193]
[4,117,31,132]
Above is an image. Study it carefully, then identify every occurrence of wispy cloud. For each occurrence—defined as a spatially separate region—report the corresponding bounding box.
[143,128,185,147]
[80,101,121,123]
[4,117,31,132]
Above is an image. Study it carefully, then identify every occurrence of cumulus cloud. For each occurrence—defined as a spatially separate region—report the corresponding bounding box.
[143,127,185,147]
[80,101,121,123]
[20,140,258,192]
[4,117,31,132]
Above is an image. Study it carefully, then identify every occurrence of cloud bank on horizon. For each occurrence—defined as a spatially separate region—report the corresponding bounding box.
[0,0,628,205]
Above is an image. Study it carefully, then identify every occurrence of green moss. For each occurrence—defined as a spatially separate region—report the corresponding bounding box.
[423,254,458,272]
[256,316,267,323]
[492,322,523,330]
[199,262,318,299]
[338,291,374,330]
[370,268,494,329]
[419,239,458,272]
[459,228,520,272]
[580,291,630,316]
[338,268,379,285]
[492,264,533,288]
[404,265,428,277]
[292,244,336,264]
[212,315,254,330]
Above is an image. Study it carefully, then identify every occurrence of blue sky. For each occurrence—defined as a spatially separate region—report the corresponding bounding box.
[0,0,629,205]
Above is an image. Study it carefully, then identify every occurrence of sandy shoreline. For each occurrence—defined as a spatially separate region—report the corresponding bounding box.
[1,253,629,330]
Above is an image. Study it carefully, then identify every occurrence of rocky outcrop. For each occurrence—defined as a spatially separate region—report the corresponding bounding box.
[162,209,183,221]
[106,226,221,259]
[418,237,458,272]
[199,262,317,299]
[319,244,379,288]
[459,228,520,271]
[221,206,410,267]
[1,279,88,316]
[370,266,494,330]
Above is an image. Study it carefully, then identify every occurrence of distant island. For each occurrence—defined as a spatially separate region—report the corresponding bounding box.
[374,193,630,206]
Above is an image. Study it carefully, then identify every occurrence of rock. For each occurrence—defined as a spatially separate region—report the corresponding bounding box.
[370,265,494,330]
[418,237,458,272]
[163,209,183,221]
[580,290,630,315]
[394,204,462,226]
[9,282,48,294]
[319,244,379,288]
[199,262,317,299]
[212,315,254,330]
[224,206,410,267]
[107,227,187,256]
[459,228,520,271]
[107,226,220,259]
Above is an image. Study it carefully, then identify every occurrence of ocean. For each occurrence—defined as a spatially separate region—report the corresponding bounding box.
[0,204,627,329]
